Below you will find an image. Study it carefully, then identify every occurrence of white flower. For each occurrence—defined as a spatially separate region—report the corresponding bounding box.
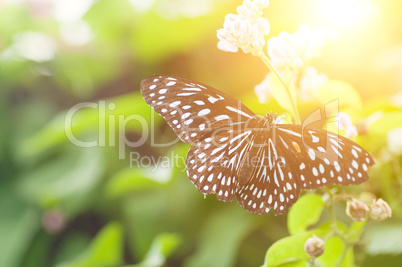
[336,112,358,138]
[387,127,402,155]
[337,113,353,130]
[60,20,94,46]
[2,31,58,62]
[50,0,95,23]
[299,66,328,99]
[292,25,325,61]
[217,0,270,55]
[267,25,335,71]
[370,198,392,221]
[344,126,358,139]
[268,32,303,71]
[346,198,369,222]
[237,0,269,21]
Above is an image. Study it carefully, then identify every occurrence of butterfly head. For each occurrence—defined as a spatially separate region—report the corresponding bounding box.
[265,112,277,125]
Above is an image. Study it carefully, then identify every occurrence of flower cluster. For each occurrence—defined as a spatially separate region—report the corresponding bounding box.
[217,0,270,55]
[255,66,329,104]
[299,66,328,99]
[268,25,335,71]
[346,197,392,222]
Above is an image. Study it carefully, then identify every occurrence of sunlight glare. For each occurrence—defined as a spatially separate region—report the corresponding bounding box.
[318,0,379,28]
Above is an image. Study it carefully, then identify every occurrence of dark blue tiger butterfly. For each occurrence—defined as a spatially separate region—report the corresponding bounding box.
[141,75,374,215]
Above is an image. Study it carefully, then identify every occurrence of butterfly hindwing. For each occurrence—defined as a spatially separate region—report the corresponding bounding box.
[236,131,301,215]
[275,124,375,189]
[186,129,255,202]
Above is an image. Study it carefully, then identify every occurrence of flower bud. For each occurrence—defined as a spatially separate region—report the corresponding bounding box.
[304,234,325,258]
[42,209,66,234]
[370,198,392,221]
[345,125,358,138]
[346,198,369,222]
[256,17,270,35]
[257,0,270,8]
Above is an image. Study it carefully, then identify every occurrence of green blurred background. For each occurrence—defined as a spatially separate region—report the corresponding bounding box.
[1,0,402,266]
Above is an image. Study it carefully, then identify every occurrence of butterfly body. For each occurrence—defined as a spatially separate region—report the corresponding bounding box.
[141,75,374,215]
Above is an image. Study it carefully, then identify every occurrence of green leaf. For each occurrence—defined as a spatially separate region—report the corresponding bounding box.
[263,229,326,267]
[19,233,54,267]
[0,202,40,267]
[341,247,355,267]
[368,111,402,139]
[287,193,325,235]
[19,92,158,157]
[184,207,255,267]
[317,80,363,113]
[348,221,367,243]
[106,165,173,198]
[317,234,354,267]
[131,233,182,267]
[317,221,349,237]
[53,233,91,266]
[170,143,191,177]
[127,7,223,63]
[363,223,402,255]
[56,222,123,267]
[317,236,346,267]
[270,261,306,267]
[364,97,402,116]
[16,146,105,217]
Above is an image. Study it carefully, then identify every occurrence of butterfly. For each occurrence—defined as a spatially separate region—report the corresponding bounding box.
[140,75,374,215]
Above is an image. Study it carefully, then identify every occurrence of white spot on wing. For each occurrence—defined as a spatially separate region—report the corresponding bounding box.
[194,100,205,105]
[208,96,220,103]
[226,106,253,118]
[170,101,181,108]
[184,119,193,125]
[198,109,211,116]
[215,115,230,121]
[278,128,302,137]
[178,93,196,96]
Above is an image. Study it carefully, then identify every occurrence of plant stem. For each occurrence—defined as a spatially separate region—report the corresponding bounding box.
[324,188,339,234]
[259,51,301,124]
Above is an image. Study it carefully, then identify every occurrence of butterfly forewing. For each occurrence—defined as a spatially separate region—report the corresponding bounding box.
[140,75,375,215]
[140,75,255,144]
